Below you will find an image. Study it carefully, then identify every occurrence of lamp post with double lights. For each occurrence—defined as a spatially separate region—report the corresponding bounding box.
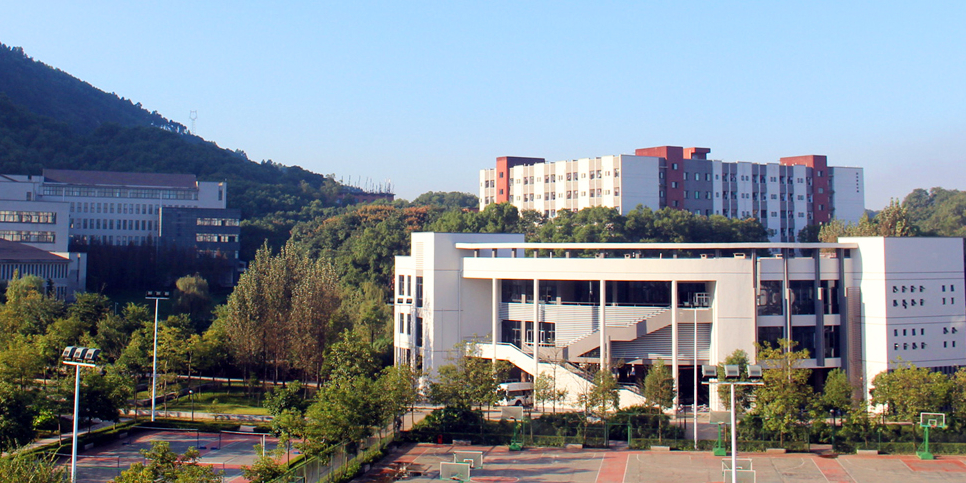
[690,292,710,451]
[61,346,101,483]
[145,290,170,422]
[701,363,764,483]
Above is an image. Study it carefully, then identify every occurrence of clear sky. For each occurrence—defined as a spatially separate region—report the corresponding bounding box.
[2,1,964,209]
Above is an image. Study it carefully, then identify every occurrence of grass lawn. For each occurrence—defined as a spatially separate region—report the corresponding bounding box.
[162,391,269,416]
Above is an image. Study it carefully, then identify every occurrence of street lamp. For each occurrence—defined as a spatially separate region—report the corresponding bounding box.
[145,290,170,422]
[702,364,764,483]
[691,292,709,451]
[62,346,101,483]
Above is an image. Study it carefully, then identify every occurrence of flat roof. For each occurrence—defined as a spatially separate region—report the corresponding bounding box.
[454,242,859,250]
[43,169,198,188]
[0,239,69,262]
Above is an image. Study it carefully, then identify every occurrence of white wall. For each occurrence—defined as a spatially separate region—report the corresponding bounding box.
[831,167,865,223]
[847,237,966,398]
[616,155,661,213]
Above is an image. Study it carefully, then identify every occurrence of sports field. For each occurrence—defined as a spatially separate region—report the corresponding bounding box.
[61,427,284,482]
[361,442,966,483]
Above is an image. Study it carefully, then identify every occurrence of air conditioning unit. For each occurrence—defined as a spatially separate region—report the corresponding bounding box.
[734,253,747,259]
[700,254,709,259]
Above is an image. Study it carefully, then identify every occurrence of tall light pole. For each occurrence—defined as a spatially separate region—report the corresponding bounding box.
[145,290,170,422]
[692,292,709,450]
[702,364,763,483]
[62,346,101,483]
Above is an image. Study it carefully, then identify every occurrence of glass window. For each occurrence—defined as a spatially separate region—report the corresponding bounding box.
[758,326,784,348]
[792,326,817,356]
[758,281,783,316]
[789,280,816,315]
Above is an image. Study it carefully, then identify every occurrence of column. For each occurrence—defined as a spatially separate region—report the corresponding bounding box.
[600,279,607,371]
[492,278,499,366]
[671,280,679,406]
[533,278,540,381]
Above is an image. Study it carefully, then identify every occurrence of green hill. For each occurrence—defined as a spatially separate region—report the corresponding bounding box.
[0,44,356,229]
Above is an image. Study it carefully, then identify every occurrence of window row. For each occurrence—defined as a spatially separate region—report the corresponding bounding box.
[0,210,57,224]
[758,280,840,316]
[72,218,154,231]
[70,234,155,246]
[0,262,67,280]
[196,217,240,227]
[0,230,55,243]
[70,201,161,215]
[512,169,621,185]
[196,233,238,243]
[44,186,199,200]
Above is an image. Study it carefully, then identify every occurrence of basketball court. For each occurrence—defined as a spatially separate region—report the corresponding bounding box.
[360,442,966,483]
[59,427,284,482]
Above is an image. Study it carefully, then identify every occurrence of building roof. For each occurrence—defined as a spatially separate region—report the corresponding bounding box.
[0,239,69,262]
[453,241,860,250]
[43,169,198,188]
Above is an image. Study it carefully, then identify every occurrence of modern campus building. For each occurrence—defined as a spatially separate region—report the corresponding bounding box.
[479,146,865,243]
[0,239,86,300]
[0,169,241,293]
[393,232,966,409]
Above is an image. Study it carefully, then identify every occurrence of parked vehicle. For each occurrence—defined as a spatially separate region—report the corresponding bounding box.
[498,382,533,407]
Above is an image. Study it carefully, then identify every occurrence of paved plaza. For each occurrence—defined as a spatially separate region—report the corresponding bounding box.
[361,442,966,483]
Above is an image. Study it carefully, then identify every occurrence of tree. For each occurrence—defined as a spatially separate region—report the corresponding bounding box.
[173,274,212,326]
[0,273,64,339]
[951,368,966,432]
[752,339,813,445]
[241,445,285,483]
[642,359,675,411]
[533,372,567,414]
[819,369,853,415]
[578,368,620,420]
[642,359,675,442]
[428,342,509,410]
[379,364,419,428]
[302,375,381,453]
[0,382,35,452]
[870,361,953,422]
[0,452,67,482]
[220,242,341,383]
[112,441,222,482]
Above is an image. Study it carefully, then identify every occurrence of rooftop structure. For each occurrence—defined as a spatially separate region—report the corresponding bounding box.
[479,145,865,242]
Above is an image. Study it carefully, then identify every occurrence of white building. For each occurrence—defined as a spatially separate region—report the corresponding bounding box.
[394,233,965,408]
[0,169,227,247]
[480,146,865,243]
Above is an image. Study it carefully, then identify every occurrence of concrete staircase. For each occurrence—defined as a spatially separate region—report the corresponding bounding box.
[474,342,647,409]
[563,307,672,359]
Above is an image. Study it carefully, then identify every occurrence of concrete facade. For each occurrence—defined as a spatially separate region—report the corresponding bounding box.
[479,146,866,243]
[394,233,965,408]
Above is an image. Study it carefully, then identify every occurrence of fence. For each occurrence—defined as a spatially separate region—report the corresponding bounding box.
[268,425,397,483]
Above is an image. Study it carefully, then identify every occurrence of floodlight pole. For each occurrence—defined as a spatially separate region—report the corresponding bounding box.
[63,358,96,483]
[704,369,762,483]
[730,384,736,482]
[146,291,169,422]
[693,302,698,451]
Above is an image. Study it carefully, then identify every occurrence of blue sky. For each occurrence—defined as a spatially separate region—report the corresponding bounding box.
[2,1,964,209]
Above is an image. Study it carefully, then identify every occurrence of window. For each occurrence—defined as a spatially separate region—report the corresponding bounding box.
[671,182,678,188]
[672,163,678,170]
[758,281,783,316]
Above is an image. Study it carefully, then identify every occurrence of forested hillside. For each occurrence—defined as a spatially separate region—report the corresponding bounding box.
[0,44,184,134]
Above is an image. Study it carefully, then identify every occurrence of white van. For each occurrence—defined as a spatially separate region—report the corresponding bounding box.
[498,382,533,407]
